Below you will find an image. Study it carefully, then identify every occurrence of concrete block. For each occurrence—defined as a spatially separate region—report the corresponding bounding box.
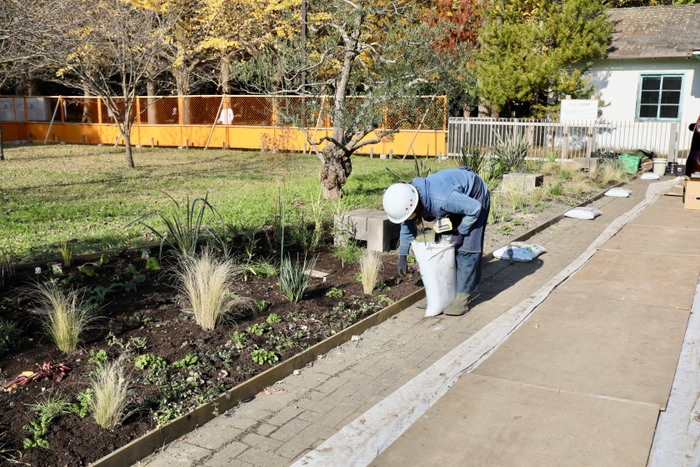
[502,173,543,192]
[333,209,400,252]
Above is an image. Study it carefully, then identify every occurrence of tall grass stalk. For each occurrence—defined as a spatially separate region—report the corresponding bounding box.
[90,356,129,429]
[596,159,630,185]
[456,144,487,174]
[493,131,529,173]
[59,241,73,267]
[35,282,91,353]
[359,250,382,295]
[279,254,318,302]
[500,180,529,213]
[175,250,238,331]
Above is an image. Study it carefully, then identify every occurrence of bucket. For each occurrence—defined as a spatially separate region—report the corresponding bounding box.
[653,159,668,176]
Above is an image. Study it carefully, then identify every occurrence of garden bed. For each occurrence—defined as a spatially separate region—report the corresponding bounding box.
[0,242,420,467]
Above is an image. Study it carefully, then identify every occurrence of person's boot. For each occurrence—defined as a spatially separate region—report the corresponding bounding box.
[443,293,470,316]
[415,297,428,309]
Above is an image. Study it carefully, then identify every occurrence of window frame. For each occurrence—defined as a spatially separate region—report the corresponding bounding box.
[635,73,684,121]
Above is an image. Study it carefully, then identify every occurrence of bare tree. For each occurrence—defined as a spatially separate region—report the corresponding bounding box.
[31,0,181,168]
[241,0,465,199]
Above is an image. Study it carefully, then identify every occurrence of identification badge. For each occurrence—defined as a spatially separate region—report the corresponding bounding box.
[434,218,453,233]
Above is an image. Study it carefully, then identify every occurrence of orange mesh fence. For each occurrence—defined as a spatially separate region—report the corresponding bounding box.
[1,95,445,130]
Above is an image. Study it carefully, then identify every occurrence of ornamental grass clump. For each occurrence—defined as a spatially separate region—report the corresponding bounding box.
[359,250,382,295]
[175,250,238,331]
[279,254,318,302]
[90,356,129,429]
[35,282,91,353]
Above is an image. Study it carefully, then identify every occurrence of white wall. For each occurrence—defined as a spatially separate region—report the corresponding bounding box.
[587,58,700,125]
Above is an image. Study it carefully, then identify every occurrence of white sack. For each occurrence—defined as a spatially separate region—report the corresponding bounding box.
[565,207,602,220]
[412,241,456,317]
[641,172,661,180]
[493,242,547,262]
[605,187,632,198]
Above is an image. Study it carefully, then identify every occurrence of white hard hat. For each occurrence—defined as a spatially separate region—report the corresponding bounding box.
[383,183,419,224]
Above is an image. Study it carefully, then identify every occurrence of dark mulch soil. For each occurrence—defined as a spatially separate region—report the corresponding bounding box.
[0,241,421,467]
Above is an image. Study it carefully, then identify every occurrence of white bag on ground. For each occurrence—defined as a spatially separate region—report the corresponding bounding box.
[493,241,546,262]
[641,172,660,180]
[411,241,456,317]
[564,207,602,220]
[605,187,632,197]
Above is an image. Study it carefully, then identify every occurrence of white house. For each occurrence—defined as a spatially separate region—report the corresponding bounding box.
[589,4,700,124]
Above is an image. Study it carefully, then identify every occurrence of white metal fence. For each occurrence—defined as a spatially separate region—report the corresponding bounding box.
[447,117,695,162]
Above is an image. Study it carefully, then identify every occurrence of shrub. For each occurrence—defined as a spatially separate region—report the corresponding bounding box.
[251,349,279,365]
[129,192,227,257]
[499,179,528,213]
[359,250,382,295]
[279,254,318,302]
[595,159,631,185]
[493,131,529,173]
[174,250,238,331]
[332,239,363,267]
[35,282,91,353]
[90,356,130,429]
[455,144,487,174]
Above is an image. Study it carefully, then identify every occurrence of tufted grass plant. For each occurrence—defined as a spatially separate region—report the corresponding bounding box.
[359,250,382,295]
[175,250,239,331]
[595,159,631,185]
[35,282,92,353]
[90,356,129,429]
[499,179,529,213]
[279,254,318,302]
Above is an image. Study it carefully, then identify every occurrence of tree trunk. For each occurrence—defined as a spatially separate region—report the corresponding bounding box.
[319,145,352,200]
[147,81,158,125]
[0,125,4,161]
[124,129,134,168]
[220,57,231,94]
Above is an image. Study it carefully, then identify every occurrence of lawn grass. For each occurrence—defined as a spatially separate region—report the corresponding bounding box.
[0,144,426,261]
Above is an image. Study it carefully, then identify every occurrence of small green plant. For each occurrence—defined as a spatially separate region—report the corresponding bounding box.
[59,241,73,267]
[255,300,270,312]
[90,356,130,429]
[173,354,199,370]
[146,257,161,270]
[546,181,564,197]
[279,253,318,302]
[35,281,92,353]
[23,392,72,449]
[0,247,15,287]
[0,319,20,354]
[359,249,382,295]
[332,239,363,267]
[134,353,167,371]
[88,349,108,368]
[266,313,281,324]
[499,225,514,234]
[247,323,268,336]
[251,349,279,365]
[353,272,362,281]
[231,330,247,348]
[325,287,344,298]
[375,294,395,306]
[174,250,239,331]
[71,388,94,418]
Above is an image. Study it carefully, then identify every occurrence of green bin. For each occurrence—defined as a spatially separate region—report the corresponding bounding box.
[619,154,642,174]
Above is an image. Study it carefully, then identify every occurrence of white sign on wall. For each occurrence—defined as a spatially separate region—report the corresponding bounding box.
[560,99,599,123]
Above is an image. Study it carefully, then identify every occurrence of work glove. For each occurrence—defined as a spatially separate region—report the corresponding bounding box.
[451,233,465,249]
[397,254,408,275]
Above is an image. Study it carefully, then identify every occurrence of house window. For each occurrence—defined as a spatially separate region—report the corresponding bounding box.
[638,75,683,120]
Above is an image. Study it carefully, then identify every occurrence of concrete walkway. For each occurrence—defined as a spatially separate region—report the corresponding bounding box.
[136,176,698,467]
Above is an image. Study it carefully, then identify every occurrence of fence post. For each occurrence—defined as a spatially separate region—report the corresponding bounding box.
[668,122,678,162]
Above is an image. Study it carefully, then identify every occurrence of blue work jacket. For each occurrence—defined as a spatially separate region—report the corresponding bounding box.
[398,168,488,255]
